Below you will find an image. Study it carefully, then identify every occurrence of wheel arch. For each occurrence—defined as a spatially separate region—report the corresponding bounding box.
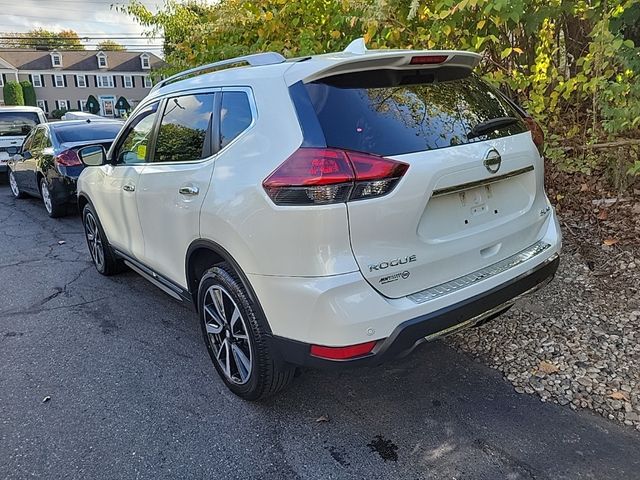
[185,239,273,334]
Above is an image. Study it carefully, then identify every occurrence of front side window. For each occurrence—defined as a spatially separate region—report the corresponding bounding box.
[114,102,159,164]
[154,93,214,163]
[219,91,252,149]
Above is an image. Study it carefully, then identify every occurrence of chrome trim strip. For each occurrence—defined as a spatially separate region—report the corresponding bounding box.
[431,165,534,197]
[408,240,552,304]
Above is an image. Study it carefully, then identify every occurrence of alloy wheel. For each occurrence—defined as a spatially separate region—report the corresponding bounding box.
[9,171,20,197]
[203,285,253,385]
[84,211,105,271]
[40,180,52,214]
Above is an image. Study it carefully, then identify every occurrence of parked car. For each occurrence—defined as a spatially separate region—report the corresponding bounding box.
[0,106,47,174]
[76,39,561,400]
[8,119,122,217]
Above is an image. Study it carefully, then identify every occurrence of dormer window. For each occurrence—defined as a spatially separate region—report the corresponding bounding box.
[97,52,108,69]
[51,52,62,68]
[140,53,150,70]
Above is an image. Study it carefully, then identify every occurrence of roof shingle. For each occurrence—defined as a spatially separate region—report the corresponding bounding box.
[0,50,164,71]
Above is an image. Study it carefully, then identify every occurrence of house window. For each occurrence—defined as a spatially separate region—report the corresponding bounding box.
[56,100,69,111]
[97,75,114,88]
[76,75,87,88]
[54,74,65,88]
[31,74,43,87]
[124,75,133,88]
[79,100,87,112]
[141,54,150,69]
[144,76,152,88]
[52,54,62,67]
[0,75,3,87]
[37,100,47,113]
[97,53,108,68]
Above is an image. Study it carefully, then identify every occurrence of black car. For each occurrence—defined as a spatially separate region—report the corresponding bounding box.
[7,120,122,217]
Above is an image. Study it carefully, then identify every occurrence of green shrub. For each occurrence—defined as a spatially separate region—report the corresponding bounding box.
[3,81,24,106]
[20,81,36,106]
[51,108,68,119]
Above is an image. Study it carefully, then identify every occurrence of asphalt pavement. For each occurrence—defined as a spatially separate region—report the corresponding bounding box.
[1,182,639,480]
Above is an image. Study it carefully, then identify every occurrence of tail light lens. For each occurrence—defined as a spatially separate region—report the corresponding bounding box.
[263,148,409,206]
[409,55,448,65]
[54,149,82,167]
[523,116,544,156]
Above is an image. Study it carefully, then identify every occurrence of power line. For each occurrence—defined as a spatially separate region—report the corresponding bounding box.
[0,36,164,40]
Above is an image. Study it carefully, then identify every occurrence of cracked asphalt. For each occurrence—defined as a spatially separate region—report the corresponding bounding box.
[1,182,639,480]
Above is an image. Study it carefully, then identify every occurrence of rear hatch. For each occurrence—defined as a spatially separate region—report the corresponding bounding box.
[289,51,549,298]
[0,110,40,162]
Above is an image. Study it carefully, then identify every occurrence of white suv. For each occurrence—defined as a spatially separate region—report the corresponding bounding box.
[76,40,561,400]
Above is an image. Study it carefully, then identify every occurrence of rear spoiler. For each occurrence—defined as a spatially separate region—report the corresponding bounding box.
[287,38,482,85]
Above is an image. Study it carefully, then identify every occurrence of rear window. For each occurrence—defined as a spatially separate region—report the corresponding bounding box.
[54,123,122,143]
[300,72,526,156]
[0,112,40,137]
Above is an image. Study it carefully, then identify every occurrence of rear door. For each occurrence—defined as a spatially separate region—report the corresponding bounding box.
[302,72,548,298]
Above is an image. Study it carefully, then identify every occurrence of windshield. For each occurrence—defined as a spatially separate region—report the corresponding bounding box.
[54,123,122,143]
[0,112,40,137]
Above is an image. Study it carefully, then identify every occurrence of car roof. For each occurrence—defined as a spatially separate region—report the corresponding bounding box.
[147,40,481,101]
[0,106,44,113]
[48,120,123,129]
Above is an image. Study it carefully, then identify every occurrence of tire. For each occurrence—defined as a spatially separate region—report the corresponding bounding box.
[198,263,295,400]
[40,177,66,218]
[8,170,26,199]
[82,203,122,276]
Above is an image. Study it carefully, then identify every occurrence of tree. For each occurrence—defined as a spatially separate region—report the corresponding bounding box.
[1,29,84,50]
[97,40,125,51]
[20,81,36,107]
[86,95,100,114]
[3,81,24,106]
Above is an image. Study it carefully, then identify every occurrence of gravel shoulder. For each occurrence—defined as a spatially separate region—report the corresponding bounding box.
[449,209,640,431]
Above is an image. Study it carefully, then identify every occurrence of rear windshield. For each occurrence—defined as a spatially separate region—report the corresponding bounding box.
[54,123,122,143]
[0,112,39,137]
[301,72,527,156]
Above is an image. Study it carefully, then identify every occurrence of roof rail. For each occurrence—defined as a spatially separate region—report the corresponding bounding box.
[151,52,286,92]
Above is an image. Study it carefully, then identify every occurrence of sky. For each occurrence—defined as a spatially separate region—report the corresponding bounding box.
[0,0,170,54]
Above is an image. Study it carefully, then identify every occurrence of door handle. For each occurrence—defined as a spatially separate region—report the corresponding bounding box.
[179,185,199,196]
[123,184,135,192]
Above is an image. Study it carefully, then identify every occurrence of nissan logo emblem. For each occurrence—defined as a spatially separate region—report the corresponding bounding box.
[483,149,502,174]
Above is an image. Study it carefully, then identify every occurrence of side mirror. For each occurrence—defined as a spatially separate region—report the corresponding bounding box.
[22,151,32,160]
[6,146,19,155]
[78,145,107,166]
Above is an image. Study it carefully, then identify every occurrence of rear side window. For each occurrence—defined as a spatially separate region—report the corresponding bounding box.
[54,124,122,144]
[301,73,526,156]
[154,93,214,162]
[219,92,252,149]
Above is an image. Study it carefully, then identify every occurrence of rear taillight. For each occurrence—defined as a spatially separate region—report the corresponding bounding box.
[54,149,82,167]
[263,148,409,206]
[523,116,544,156]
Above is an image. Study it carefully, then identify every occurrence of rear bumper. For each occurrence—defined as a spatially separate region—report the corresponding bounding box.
[49,175,78,204]
[269,254,558,368]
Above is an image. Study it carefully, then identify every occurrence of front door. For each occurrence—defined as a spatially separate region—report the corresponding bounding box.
[90,102,160,258]
[135,91,217,288]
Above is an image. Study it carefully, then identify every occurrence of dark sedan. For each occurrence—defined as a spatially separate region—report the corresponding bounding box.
[7,120,122,217]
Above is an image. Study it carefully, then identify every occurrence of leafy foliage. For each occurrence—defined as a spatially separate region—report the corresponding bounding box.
[3,81,24,106]
[20,81,36,107]
[97,40,125,51]
[124,0,640,182]
[0,28,85,50]
[86,95,100,115]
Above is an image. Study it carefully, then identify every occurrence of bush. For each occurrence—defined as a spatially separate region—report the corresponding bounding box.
[20,81,36,106]
[3,81,24,106]
[50,108,68,119]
